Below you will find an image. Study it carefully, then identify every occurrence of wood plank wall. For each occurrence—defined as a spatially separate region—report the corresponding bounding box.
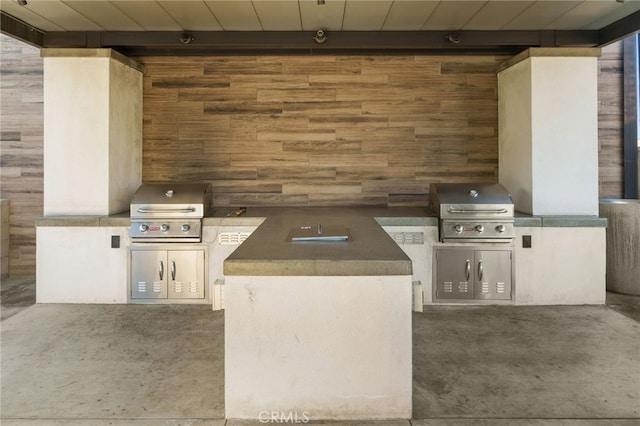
[598,42,624,198]
[140,55,505,207]
[0,37,627,275]
[0,34,43,276]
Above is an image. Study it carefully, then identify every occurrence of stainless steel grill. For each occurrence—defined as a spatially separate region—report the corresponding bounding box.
[130,183,212,243]
[431,183,515,243]
[431,183,515,302]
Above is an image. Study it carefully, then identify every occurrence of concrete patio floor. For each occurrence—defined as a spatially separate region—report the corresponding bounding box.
[1,276,639,425]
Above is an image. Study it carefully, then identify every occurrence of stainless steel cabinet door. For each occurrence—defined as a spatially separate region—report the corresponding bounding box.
[435,249,474,299]
[474,250,512,300]
[167,250,205,299]
[131,250,168,299]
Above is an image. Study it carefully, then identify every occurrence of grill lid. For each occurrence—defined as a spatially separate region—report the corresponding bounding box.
[130,183,212,219]
[431,183,514,219]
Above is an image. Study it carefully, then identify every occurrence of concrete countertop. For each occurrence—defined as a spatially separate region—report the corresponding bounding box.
[36,212,129,227]
[34,207,606,228]
[514,213,607,228]
[205,206,435,227]
[223,211,413,277]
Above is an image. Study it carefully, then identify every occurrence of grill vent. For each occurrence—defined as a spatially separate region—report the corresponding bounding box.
[219,232,252,245]
[389,232,424,245]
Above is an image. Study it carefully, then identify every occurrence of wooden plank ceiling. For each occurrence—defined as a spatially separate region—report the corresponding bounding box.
[1,0,640,32]
[1,1,639,53]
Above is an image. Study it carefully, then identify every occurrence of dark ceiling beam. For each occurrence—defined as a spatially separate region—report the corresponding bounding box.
[0,11,45,47]
[599,9,640,46]
[42,30,600,56]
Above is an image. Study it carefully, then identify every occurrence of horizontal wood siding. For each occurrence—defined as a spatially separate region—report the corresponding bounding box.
[140,55,505,207]
[0,39,626,275]
[0,34,43,276]
[598,42,624,198]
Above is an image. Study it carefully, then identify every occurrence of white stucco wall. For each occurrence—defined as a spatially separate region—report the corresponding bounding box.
[44,57,110,215]
[43,51,142,216]
[109,59,143,214]
[225,274,413,420]
[36,226,129,303]
[499,50,599,216]
[499,58,533,214]
[530,56,598,215]
[514,227,606,305]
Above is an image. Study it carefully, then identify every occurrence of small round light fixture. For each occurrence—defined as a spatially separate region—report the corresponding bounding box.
[179,32,194,44]
[314,29,327,44]
[446,32,460,44]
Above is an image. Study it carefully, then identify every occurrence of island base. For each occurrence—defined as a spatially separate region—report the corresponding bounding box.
[224,274,413,420]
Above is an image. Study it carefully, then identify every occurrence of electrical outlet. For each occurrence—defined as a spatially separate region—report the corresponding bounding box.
[111,235,120,248]
[522,235,532,248]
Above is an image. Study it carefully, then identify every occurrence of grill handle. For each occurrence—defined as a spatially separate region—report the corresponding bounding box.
[137,207,196,214]
[448,207,509,214]
[159,260,164,281]
[171,261,176,281]
[478,260,484,281]
[465,260,471,281]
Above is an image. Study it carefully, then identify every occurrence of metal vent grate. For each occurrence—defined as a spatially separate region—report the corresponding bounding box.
[389,232,424,245]
[219,232,252,245]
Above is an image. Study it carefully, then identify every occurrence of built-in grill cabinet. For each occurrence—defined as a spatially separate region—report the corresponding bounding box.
[435,248,512,300]
[131,247,205,300]
[129,183,211,303]
[431,183,515,303]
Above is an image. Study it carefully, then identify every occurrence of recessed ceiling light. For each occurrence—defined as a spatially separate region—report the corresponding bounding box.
[317,0,325,5]
[17,0,28,6]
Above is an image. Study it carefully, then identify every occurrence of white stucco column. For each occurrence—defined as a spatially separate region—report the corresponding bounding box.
[42,49,143,215]
[498,48,601,216]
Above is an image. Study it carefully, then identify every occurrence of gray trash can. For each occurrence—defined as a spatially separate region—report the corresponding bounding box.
[599,199,640,295]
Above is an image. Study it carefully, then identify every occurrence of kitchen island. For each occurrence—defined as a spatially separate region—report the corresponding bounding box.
[223,212,414,420]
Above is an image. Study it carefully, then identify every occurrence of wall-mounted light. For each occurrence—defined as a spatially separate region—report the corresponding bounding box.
[314,29,327,44]
[446,32,461,44]
[179,32,194,44]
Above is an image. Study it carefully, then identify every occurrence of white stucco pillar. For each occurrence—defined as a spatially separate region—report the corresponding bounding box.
[42,49,143,215]
[498,48,601,216]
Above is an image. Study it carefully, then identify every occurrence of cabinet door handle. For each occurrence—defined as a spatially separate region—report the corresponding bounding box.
[465,259,471,281]
[171,261,176,281]
[159,260,164,281]
[478,259,484,281]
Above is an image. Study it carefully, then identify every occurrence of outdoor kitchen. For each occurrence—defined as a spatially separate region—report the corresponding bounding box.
[34,47,607,309]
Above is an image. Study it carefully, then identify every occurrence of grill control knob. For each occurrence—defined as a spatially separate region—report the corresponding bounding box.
[139,224,148,232]
[181,224,191,232]
[160,224,170,232]
[496,224,506,233]
[454,224,464,234]
[475,224,485,233]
